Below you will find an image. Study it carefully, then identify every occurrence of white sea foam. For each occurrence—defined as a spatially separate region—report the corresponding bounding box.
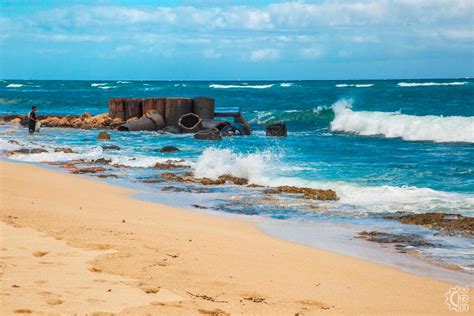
[330,99,474,143]
[98,86,116,90]
[209,84,274,89]
[336,83,373,88]
[194,148,474,216]
[109,156,189,168]
[117,81,132,84]
[91,83,108,87]
[280,83,294,87]
[397,81,467,87]
[0,138,24,151]
[6,147,103,163]
[6,84,24,88]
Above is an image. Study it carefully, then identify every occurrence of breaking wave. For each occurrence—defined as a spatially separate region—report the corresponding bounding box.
[91,83,108,87]
[336,83,373,88]
[397,81,467,87]
[193,148,474,215]
[330,99,474,143]
[209,84,274,89]
[6,84,24,88]
[249,106,333,125]
[280,83,294,87]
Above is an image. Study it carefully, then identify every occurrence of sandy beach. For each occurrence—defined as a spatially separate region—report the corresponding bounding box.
[0,161,470,315]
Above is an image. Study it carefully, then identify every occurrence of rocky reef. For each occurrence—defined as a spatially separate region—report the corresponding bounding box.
[1,112,123,130]
[263,185,338,201]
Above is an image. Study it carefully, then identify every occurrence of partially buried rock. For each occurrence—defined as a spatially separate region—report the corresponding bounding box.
[97,131,111,140]
[264,185,337,201]
[6,148,48,156]
[160,146,179,153]
[72,166,107,174]
[102,145,121,150]
[266,122,287,137]
[54,147,74,153]
[194,128,222,141]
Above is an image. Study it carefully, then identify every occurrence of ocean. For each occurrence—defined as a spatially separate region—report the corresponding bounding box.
[1,79,473,282]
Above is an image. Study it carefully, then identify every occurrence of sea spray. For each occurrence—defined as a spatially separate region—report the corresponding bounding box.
[194,148,279,183]
[330,99,474,143]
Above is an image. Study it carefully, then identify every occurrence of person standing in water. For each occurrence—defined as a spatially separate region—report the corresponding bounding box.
[28,106,38,134]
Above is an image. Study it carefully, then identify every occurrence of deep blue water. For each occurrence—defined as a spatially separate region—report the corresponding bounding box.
[1,79,473,273]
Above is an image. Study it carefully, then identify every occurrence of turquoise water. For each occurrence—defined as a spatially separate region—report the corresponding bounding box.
[1,79,473,274]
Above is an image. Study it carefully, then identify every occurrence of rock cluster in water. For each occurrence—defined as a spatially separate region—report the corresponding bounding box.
[384,212,473,238]
[263,185,338,201]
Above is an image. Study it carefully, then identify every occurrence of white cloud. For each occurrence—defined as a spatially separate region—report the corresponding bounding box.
[249,48,280,62]
[202,48,221,59]
[300,46,323,59]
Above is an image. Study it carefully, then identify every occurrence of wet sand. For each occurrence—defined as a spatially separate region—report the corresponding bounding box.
[0,161,471,315]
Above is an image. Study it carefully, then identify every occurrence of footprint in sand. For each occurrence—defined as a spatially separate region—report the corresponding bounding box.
[45,298,64,305]
[13,309,32,314]
[33,251,49,257]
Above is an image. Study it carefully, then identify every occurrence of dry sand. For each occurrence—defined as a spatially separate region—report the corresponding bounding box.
[0,161,471,315]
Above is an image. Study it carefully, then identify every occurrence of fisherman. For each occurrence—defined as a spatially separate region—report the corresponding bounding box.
[27,106,38,134]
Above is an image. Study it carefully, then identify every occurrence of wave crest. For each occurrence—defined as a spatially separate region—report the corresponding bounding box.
[397,81,467,87]
[6,84,24,88]
[336,83,373,88]
[209,84,274,89]
[330,99,474,143]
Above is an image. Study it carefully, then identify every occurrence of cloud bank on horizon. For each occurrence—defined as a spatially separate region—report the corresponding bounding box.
[0,0,473,80]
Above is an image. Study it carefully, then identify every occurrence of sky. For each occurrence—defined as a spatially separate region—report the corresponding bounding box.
[0,0,473,80]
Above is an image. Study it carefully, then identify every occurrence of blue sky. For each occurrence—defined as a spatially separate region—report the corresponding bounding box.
[1,0,473,80]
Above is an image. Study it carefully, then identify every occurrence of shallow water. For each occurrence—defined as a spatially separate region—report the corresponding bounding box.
[1,79,473,277]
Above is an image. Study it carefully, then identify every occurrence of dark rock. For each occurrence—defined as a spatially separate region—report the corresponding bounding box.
[384,212,474,238]
[72,166,107,174]
[264,185,337,201]
[97,174,118,178]
[194,128,222,141]
[54,147,75,153]
[101,145,121,150]
[153,161,191,169]
[163,126,181,134]
[200,175,248,186]
[97,131,111,140]
[91,158,112,164]
[159,146,179,153]
[5,148,48,156]
[266,122,287,137]
[358,231,438,248]
[8,140,20,145]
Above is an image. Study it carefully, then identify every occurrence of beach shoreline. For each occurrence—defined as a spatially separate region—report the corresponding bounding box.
[1,161,471,315]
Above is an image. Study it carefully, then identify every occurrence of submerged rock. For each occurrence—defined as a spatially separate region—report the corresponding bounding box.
[358,231,438,248]
[101,145,121,150]
[194,128,222,141]
[384,212,474,238]
[264,185,337,201]
[159,146,179,153]
[97,131,111,140]
[153,161,191,169]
